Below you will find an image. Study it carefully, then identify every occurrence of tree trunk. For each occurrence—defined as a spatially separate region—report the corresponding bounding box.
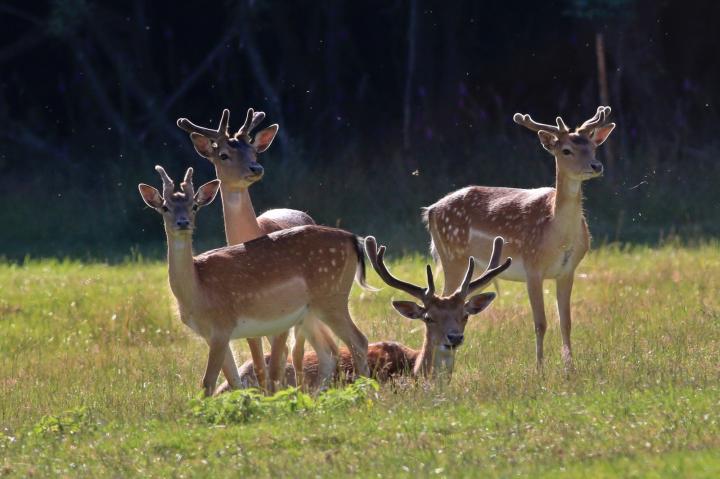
[595,32,616,178]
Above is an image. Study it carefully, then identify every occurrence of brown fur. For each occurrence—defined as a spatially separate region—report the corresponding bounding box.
[233,342,418,390]
[425,107,615,369]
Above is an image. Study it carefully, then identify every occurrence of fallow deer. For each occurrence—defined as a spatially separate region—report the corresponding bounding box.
[176,109,337,391]
[233,236,511,388]
[138,166,369,396]
[424,106,615,369]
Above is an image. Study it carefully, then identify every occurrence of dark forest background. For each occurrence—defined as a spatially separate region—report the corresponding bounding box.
[1,0,720,260]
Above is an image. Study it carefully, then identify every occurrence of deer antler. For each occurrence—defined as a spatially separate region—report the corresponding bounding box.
[466,236,512,295]
[154,165,175,199]
[576,106,612,136]
[180,167,195,198]
[176,109,231,140]
[365,236,432,301]
[513,113,570,135]
[235,108,267,139]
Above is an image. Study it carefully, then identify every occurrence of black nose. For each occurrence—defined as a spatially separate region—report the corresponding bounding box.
[447,333,464,347]
[176,219,190,228]
[590,162,603,173]
[249,163,264,175]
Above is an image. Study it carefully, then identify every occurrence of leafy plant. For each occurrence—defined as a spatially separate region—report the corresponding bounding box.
[189,378,380,425]
[32,406,96,436]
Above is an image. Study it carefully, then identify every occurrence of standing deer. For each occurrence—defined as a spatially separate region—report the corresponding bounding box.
[138,166,369,396]
[233,236,511,388]
[176,108,338,391]
[424,106,615,369]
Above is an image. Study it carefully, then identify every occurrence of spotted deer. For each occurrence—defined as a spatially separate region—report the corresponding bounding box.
[138,166,369,396]
[233,236,511,388]
[424,107,615,369]
[176,108,338,391]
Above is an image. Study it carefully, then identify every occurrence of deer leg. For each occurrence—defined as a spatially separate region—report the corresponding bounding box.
[203,337,230,397]
[316,304,368,378]
[291,327,306,390]
[301,314,339,390]
[526,273,547,370]
[268,331,290,393]
[213,346,243,395]
[246,337,268,392]
[441,257,469,296]
[556,273,575,370]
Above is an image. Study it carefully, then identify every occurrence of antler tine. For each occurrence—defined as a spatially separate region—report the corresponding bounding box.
[513,112,562,134]
[181,167,195,198]
[248,111,266,133]
[576,106,612,135]
[218,108,230,135]
[236,108,255,137]
[556,116,570,133]
[236,108,267,137]
[456,256,476,298]
[176,109,231,139]
[154,165,175,198]
[467,237,513,294]
[364,236,428,301]
[425,264,435,297]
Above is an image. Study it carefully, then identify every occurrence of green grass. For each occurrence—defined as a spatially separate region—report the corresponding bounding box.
[1,245,720,477]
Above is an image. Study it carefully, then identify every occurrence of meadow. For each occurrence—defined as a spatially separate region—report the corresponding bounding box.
[1,244,719,477]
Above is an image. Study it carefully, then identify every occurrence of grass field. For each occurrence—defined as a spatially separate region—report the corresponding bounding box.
[1,244,719,477]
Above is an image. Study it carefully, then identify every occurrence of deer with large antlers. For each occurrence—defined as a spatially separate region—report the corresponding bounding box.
[424,106,615,369]
[138,166,369,396]
[233,237,511,387]
[176,108,338,392]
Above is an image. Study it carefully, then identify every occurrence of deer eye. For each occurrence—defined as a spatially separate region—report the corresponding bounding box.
[219,153,229,161]
[423,314,434,323]
[562,148,572,156]
[192,204,199,211]
[161,205,169,212]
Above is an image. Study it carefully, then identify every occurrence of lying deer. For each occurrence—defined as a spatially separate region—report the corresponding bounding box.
[424,106,615,369]
[137,166,369,396]
[176,108,337,391]
[233,237,511,388]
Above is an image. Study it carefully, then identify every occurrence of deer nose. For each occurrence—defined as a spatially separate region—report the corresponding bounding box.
[590,162,603,174]
[249,163,264,176]
[447,333,464,347]
[176,219,190,229]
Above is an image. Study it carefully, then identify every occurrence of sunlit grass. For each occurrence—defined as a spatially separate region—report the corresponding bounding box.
[1,244,719,477]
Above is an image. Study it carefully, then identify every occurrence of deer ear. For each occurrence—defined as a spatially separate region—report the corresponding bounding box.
[589,123,616,146]
[537,130,559,151]
[190,133,215,159]
[194,179,221,207]
[464,292,496,315]
[391,300,426,320]
[138,184,163,209]
[253,124,279,153]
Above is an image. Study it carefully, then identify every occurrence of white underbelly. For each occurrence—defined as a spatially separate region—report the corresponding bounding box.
[231,305,308,338]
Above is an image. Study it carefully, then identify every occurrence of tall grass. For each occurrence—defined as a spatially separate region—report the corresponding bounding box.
[1,244,719,476]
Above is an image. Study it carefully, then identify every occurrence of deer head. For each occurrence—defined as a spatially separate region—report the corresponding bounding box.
[138,165,221,235]
[365,236,511,378]
[176,108,279,191]
[514,106,616,181]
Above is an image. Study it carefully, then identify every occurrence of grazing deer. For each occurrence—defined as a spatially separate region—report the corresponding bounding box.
[137,166,369,396]
[234,236,511,388]
[424,107,615,369]
[176,108,338,391]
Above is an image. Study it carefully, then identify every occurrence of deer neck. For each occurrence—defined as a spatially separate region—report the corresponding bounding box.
[165,227,198,307]
[219,186,263,246]
[552,164,584,228]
